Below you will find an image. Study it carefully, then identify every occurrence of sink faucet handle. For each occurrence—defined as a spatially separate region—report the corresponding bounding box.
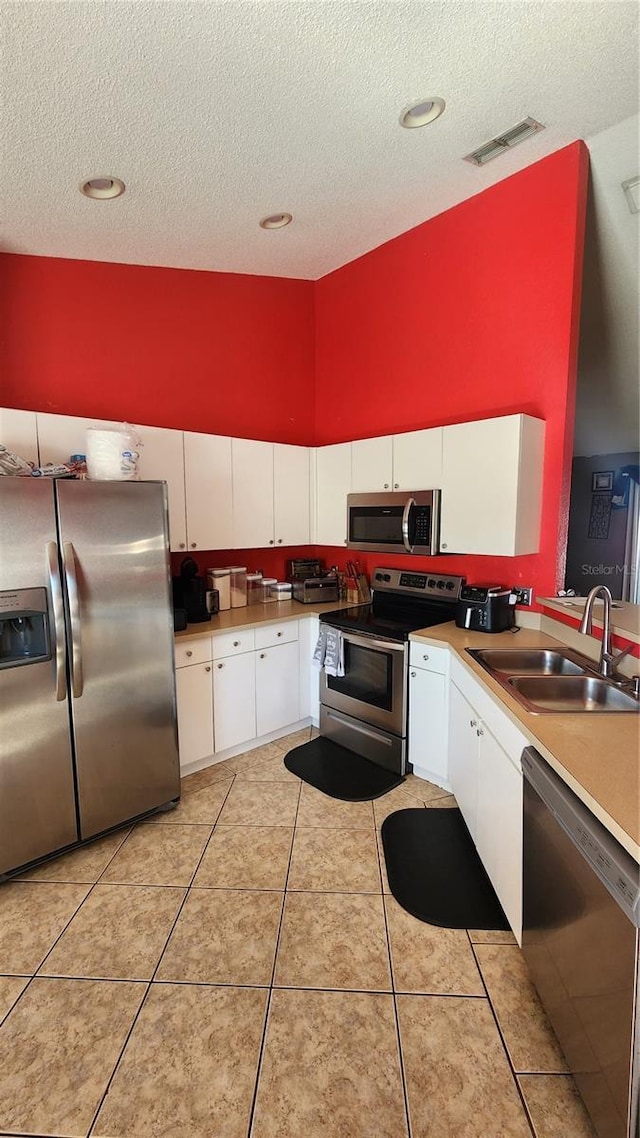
[610,642,635,667]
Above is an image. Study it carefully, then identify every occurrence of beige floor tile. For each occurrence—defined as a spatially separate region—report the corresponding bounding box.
[376,830,392,893]
[398,994,531,1138]
[181,758,237,794]
[0,976,145,1136]
[518,1074,596,1138]
[252,987,408,1138]
[277,726,312,751]
[0,881,90,974]
[235,752,300,782]
[157,888,283,985]
[217,781,300,826]
[0,977,29,1024]
[404,773,453,804]
[288,827,381,892]
[475,944,567,1073]
[468,928,518,945]
[93,983,267,1138]
[427,794,458,809]
[39,885,186,981]
[193,826,294,890]
[296,782,375,828]
[274,891,391,991]
[384,897,484,995]
[146,778,233,824]
[100,823,211,886]
[373,786,427,826]
[16,828,131,883]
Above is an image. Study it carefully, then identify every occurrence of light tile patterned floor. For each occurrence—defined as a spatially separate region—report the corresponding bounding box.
[0,728,596,1138]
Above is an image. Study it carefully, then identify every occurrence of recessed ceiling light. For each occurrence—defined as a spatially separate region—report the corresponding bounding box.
[259,213,292,230]
[399,97,446,129]
[80,177,126,200]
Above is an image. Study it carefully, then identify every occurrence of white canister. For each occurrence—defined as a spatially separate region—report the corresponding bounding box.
[207,568,231,611]
[261,577,278,603]
[270,581,292,602]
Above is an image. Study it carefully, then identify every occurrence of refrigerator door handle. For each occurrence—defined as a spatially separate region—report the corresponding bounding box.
[46,541,67,702]
[62,541,84,699]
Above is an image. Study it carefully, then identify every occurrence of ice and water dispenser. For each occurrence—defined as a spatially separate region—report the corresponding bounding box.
[0,588,51,669]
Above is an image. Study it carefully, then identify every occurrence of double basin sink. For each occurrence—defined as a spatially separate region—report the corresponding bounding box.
[467,648,639,714]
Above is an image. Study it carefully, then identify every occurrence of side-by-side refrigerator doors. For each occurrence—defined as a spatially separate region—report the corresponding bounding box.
[56,479,180,839]
[0,480,78,874]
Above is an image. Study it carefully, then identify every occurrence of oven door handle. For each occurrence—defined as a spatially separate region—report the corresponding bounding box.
[401,497,415,553]
[340,631,407,653]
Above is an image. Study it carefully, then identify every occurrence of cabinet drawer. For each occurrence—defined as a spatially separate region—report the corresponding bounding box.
[409,642,449,674]
[175,638,212,668]
[254,621,298,650]
[212,628,256,659]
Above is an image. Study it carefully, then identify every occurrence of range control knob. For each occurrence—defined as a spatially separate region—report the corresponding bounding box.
[445,581,455,590]
[427,578,436,588]
[383,573,391,582]
[436,580,446,589]
[375,573,384,581]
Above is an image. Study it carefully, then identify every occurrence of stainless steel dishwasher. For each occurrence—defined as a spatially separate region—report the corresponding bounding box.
[522,747,639,1138]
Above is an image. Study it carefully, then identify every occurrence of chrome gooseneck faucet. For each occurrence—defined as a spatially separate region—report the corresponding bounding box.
[578,585,634,679]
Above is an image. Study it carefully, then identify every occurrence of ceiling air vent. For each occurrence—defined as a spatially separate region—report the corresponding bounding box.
[464,117,545,166]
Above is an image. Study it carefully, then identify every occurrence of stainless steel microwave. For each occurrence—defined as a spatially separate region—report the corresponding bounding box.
[347,490,441,555]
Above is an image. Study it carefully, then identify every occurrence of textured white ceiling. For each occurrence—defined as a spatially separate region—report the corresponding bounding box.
[1,0,638,279]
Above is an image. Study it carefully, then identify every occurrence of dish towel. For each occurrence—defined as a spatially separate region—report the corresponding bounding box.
[312,627,345,677]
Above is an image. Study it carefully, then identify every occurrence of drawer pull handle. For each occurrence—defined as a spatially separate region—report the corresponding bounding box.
[476,727,484,736]
[179,542,185,549]
[190,543,196,549]
[233,641,240,647]
[277,631,282,637]
[384,483,389,489]
[423,654,429,661]
[260,653,266,659]
[410,670,416,678]
[394,483,399,489]
[186,651,193,658]
[470,719,477,727]
[205,666,211,672]
[277,538,283,544]
[269,539,275,545]
[217,663,224,669]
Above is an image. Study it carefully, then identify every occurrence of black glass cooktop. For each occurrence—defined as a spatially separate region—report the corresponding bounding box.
[320,598,457,642]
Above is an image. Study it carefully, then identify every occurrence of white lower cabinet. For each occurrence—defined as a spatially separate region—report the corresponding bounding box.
[256,640,300,736]
[408,644,450,790]
[212,651,257,753]
[447,682,479,836]
[175,661,214,771]
[298,615,320,723]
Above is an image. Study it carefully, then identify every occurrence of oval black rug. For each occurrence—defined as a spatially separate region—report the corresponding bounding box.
[284,737,403,801]
[381,807,510,929]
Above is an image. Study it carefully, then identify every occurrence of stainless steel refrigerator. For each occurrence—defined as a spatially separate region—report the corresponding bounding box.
[0,478,180,877]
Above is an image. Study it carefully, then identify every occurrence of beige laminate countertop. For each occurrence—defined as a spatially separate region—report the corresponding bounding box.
[174,599,361,640]
[538,597,640,641]
[410,622,640,862]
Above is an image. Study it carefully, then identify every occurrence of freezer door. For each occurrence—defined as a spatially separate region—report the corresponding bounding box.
[56,480,180,838]
[0,480,78,875]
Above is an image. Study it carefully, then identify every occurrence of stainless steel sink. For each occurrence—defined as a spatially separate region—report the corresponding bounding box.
[508,675,640,713]
[468,649,589,676]
[466,647,639,713]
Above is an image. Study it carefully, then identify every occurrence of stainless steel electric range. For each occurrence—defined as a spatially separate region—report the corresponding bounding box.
[319,567,464,775]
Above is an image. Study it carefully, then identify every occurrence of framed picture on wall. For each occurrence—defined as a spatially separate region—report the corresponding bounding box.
[592,470,613,492]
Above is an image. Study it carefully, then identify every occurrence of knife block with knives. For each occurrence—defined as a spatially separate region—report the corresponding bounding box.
[346,560,371,604]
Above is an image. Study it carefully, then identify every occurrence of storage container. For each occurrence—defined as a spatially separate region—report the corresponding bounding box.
[270,581,292,602]
[261,577,278,603]
[246,572,263,605]
[207,568,231,611]
[229,566,247,608]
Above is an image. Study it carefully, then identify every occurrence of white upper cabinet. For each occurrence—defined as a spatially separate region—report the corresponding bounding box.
[392,427,443,490]
[351,436,393,492]
[37,413,115,465]
[350,428,443,493]
[232,438,274,548]
[0,408,39,467]
[183,431,233,551]
[314,442,352,546]
[274,443,310,546]
[440,413,545,556]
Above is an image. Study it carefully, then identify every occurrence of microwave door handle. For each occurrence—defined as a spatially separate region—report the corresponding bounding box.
[46,541,67,701]
[62,541,84,699]
[401,497,415,553]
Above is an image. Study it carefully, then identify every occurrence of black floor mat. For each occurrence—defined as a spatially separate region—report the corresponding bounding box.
[381,807,510,930]
[284,737,403,801]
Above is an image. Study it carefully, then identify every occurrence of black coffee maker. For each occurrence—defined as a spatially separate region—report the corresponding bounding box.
[172,557,211,625]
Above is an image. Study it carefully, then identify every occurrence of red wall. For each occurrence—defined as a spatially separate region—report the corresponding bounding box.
[0,255,315,444]
[314,142,589,595]
[1,143,589,595]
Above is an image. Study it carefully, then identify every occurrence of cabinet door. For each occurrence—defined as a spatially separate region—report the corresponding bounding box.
[392,428,443,491]
[315,442,352,546]
[213,652,256,752]
[256,640,300,736]
[476,729,523,939]
[135,425,187,552]
[175,663,214,771]
[0,408,39,467]
[448,682,479,838]
[232,438,274,548]
[408,666,449,789]
[37,413,116,464]
[351,436,393,492]
[274,443,310,546]
[183,432,233,551]
[298,616,319,723]
[440,414,544,556]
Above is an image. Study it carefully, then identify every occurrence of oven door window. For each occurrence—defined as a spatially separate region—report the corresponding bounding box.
[326,640,393,711]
